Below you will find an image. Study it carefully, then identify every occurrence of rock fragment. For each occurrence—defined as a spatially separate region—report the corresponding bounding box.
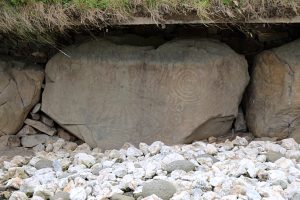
[16,125,37,137]
[24,119,56,136]
[21,134,49,147]
[0,135,20,147]
[164,160,195,173]
[142,179,176,200]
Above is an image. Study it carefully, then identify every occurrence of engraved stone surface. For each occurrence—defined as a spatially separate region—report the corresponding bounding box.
[42,38,249,148]
[246,39,300,142]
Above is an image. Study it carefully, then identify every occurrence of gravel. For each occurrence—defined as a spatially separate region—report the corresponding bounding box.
[1,137,300,200]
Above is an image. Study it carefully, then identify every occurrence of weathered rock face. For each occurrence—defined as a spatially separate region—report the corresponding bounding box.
[0,57,44,136]
[246,39,300,142]
[42,38,249,148]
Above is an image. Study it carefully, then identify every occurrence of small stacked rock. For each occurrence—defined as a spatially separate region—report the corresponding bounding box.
[0,137,300,200]
[0,102,79,150]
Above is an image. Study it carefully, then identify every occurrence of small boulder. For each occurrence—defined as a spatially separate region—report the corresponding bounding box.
[32,144,45,152]
[164,160,195,173]
[265,151,284,162]
[31,196,44,200]
[40,115,54,127]
[148,141,164,155]
[9,191,28,200]
[58,129,75,141]
[50,191,70,200]
[0,135,20,147]
[280,138,299,150]
[21,134,49,148]
[73,153,95,167]
[198,154,219,163]
[69,187,86,200]
[30,113,40,120]
[24,119,56,136]
[205,144,218,155]
[126,147,143,157]
[35,159,53,170]
[232,136,248,146]
[142,179,176,200]
[162,153,184,165]
[111,194,135,200]
[140,195,162,200]
[64,142,78,151]
[16,125,37,137]
[292,194,300,200]
[31,103,41,114]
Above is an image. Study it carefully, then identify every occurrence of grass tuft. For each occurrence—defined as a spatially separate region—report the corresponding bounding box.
[0,0,299,44]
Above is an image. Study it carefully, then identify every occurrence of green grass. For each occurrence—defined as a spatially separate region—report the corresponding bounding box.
[0,0,299,44]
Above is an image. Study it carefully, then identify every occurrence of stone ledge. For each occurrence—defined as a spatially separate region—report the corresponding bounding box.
[118,16,300,25]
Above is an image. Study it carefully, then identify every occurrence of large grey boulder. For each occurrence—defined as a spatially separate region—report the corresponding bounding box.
[246,39,300,142]
[0,57,44,136]
[42,38,249,148]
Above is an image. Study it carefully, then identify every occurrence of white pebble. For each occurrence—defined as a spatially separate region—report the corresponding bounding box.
[70,187,87,200]
[74,153,96,167]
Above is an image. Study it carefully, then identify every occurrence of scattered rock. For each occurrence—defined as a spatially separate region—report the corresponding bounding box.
[148,141,164,155]
[64,142,78,151]
[141,195,162,200]
[126,147,143,157]
[73,153,95,167]
[31,103,41,114]
[162,153,184,165]
[198,154,219,163]
[58,129,75,141]
[254,137,278,142]
[111,194,135,200]
[0,135,20,147]
[74,143,91,153]
[281,138,299,150]
[292,194,300,200]
[6,177,23,189]
[69,187,86,200]
[16,125,37,137]
[40,115,54,127]
[21,134,49,147]
[50,191,70,200]
[0,191,11,199]
[30,113,40,120]
[208,136,217,143]
[232,136,248,146]
[164,160,195,173]
[31,196,44,200]
[24,119,56,136]
[53,138,65,152]
[35,159,53,169]
[9,191,28,200]
[265,151,285,162]
[32,144,45,152]
[205,144,218,155]
[142,179,176,200]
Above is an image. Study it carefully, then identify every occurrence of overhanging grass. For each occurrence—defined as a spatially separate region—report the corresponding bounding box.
[0,0,299,44]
